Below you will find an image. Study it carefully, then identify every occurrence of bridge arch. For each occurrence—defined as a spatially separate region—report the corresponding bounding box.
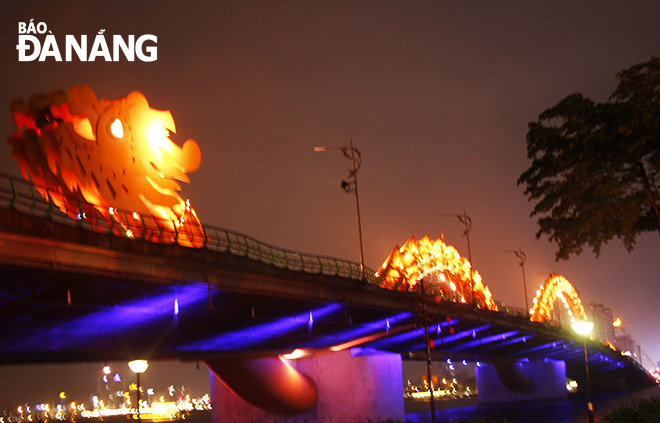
[530,274,587,324]
[375,235,497,311]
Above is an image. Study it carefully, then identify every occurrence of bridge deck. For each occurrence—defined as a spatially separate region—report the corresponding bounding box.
[0,206,654,390]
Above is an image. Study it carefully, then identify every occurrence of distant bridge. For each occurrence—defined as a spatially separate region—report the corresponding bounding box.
[0,173,655,419]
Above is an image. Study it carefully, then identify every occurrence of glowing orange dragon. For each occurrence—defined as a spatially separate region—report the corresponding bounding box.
[8,84,204,247]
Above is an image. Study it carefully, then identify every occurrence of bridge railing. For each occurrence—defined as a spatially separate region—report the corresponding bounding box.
[0,172,376,283]
[495,302,531,319]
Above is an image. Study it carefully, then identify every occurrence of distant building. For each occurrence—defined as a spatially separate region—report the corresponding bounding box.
[611,327,658,373]
[640,350,656,373]
[585,303,615,344]
[550,297,573,329]
[614,332,637,359]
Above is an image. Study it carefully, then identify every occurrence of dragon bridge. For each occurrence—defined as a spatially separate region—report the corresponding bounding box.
[375,237,591,326]
[8,85,204,247]
[530,274,587,324]
[374,235,498,311]
[7,85,591,326]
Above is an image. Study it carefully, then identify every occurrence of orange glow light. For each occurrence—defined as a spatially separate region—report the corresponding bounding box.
[375,235,497,311]
[8,84,204,247]
[529,274,587,324]
[110,118,123,138]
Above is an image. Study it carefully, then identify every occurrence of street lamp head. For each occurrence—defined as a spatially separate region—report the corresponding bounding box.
[340,180,353,193]
[503,248,526,263]
[128,360,149,374]
[572,320,594,336]
[314,146,328,152]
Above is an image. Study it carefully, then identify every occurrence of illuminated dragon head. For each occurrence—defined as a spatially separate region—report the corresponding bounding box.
[8,84,204,247]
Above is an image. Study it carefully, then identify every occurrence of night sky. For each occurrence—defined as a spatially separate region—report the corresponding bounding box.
[1,0,659,410]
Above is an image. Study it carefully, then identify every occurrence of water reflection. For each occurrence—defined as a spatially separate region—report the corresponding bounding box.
[405,387,660,423]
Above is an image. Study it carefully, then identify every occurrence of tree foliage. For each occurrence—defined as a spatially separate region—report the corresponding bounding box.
[518,56,660,260]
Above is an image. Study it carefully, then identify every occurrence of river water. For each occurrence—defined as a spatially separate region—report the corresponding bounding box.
[73,386,660,423]
[405,385,660,422]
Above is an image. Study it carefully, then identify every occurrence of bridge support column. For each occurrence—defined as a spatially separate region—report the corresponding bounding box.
[208,348,404,423]
[476,359,567,404]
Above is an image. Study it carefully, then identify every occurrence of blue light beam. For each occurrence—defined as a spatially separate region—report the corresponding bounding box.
[0,284,210,352]
[179,303,344,351]
[304,312,414,349]
[366,319,460,349]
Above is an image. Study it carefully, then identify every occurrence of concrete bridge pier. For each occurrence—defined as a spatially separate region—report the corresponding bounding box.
[476,359,567,404]
[207,348,404,423]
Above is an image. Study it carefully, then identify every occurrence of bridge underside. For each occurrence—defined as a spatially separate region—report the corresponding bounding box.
[0,208,654,394]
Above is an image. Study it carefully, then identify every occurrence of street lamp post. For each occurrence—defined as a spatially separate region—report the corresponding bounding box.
[504,248,529,313]
[128,360,149,419]
[572,320,595,423]
[315,140,365,280]
[419,279,436,423]
[441,211,474,306]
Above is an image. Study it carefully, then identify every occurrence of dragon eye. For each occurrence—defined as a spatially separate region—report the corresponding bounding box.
[110,118,124,138]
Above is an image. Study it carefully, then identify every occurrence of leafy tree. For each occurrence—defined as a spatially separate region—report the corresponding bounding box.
[518,56,660,260]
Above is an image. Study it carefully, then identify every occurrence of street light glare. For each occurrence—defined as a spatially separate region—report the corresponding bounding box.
[315,146,345,152]
[572,319,596,422]
[572,320,594,336]
[128,360,149,374]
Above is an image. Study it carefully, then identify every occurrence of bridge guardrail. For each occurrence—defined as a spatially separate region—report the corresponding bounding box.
[0,172,376,283]
[3,176,653,376]
[0,172,584,328]
[494,302,530,319]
